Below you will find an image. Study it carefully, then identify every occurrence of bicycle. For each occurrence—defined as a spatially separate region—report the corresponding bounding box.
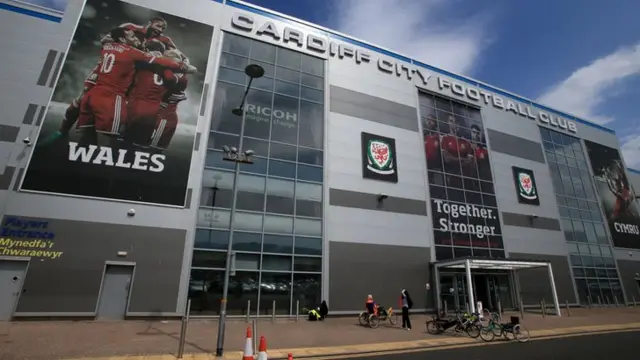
[479,314,530,343]
[358,306,397,328]
[426,310,482,338]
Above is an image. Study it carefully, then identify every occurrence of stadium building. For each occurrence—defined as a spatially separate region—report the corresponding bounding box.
[1,0,639,320]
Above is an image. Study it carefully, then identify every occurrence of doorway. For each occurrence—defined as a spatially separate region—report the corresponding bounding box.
[439,273,514,313]
[0,260,28,321]
[97,264,134,320]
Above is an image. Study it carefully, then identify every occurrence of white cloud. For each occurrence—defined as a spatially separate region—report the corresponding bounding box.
[537,44,640,125]
[326,0,495,75]
[621,131,640,169]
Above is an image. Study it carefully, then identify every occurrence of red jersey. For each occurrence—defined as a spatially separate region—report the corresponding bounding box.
[119,23,177,50]
[129,67,178,103]
[93,42,183,95]
[163,73,188,112]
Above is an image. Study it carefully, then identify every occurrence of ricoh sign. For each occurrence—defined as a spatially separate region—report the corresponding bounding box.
[230,13,431,86]
[438,77,578,133]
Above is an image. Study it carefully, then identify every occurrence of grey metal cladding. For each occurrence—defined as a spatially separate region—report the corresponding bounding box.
[199,83,210,116]
[37,50,58,86]
[48,52,65,88]
[0,167,16,190]
[501,212,561,231]
[185,188,193,209]
[510,253,576,304]
[329,188,427,216]
[329,241,433,311]
[616,259,640,303]
[329,86,419,131]
[35,106,46,127]
[12,168,24,191]
[487,129,546,163]
[0,124,20,143]
[193,132,201,152]
[22,104,39,125]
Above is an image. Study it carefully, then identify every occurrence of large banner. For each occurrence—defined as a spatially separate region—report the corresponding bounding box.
[584,140,640,249]
[21,0,214,206]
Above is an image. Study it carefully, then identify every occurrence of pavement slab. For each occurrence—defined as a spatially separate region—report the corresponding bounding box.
[1,307,640,360]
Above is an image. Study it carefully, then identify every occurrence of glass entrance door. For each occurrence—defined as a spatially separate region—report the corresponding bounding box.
[487,274,514,310]
[440,274,469,312]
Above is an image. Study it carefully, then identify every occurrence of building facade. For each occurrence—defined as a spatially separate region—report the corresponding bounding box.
[1,0,639,320]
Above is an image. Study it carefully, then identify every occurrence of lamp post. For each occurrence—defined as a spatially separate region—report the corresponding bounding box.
[215,64,265,357]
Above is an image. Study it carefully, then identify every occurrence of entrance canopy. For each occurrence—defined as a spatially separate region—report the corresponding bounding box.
[434,258,551,271]
[432,257,561,317]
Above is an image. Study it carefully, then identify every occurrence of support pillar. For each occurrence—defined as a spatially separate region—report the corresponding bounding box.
[547,263,561,317]
[434,265,441,311]
[465,260,476,313]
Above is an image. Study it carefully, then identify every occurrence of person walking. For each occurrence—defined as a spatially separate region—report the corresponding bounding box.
[400,289,413,330]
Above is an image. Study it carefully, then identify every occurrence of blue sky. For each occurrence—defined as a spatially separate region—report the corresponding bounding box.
[245,0,640,169]
[21,0,640,168]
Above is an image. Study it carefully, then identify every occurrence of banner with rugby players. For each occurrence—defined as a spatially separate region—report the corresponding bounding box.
[584,140,640,249]
[21,0,214,206]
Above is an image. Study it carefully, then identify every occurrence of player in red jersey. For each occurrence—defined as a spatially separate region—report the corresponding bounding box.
[124,41,188,147]
[149,49,189,151]
[76,27,195,145]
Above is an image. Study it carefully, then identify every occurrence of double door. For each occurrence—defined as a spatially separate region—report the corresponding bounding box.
[440,273,513,313]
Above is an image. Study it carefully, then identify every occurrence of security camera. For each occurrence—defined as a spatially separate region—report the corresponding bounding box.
[378,193,388,201]
[230,147,238,154]
[531,214,538,219]
[127,208,135,217]
[244,149,254,156]
[222,145,230,153]
[23,137,31,145]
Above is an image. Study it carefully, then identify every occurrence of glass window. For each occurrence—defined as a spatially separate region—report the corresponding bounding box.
[242,137,269,158]
[201,169,233,208]
[301,73,323,90]
[271,94,298,144]
[195,229,229,250]
[435,245,454,260]
[269,142,297,162]
[301,54,323,76]
[274,79,300,97]
[244,89,273,139]
[299,101,324,149]
[198,208,230,229]
[264,214,293,234]
[296,181,323,218]
[208,132,239,151]
[295,218,322,236]
[218,67,248,85]
[294,257,322,272]
[250,40,276,63]
[275,66,300,83]
[211,82,245,134]
[297,164,323,183]
[232,232,262,252]
[294,236,322,255]
[293,273,321,311]
[301,86,324,103]
[263,234,293,254]
[260,273,292,315]
[262,255,292,271]
[192,250,226,269]
[298,147,323,166]
[220,52,248,70]
[240,156,267,175]
[269,159,296,178]
[277,47,301,70]
[223,33,251,56]
[234,212,263,232]
[236,174,266,212]
[266,177,294,215]
[235,253,260,270]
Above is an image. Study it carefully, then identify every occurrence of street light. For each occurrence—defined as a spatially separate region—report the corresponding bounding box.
[215,64,264,357]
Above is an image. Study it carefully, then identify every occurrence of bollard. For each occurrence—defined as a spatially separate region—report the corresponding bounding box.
[587,296,592,309]
[466,303,470,313]
[633,296,637,307]
[565,300,571,316]
[296,300,300,322]
[519,297,524,319]
[614,295,619,307]
[444,301,448,316]
[540,299,545,318]
[252,319,257,355]
[177,299,191,359]
[272,300,276,323]
[597,296,602,306]
[497,301,502,322]
[246,300,251,323]
[605,296,610,306]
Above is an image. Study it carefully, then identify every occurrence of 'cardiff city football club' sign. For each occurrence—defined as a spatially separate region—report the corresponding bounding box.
[361,132,398,183]
[512,166,539,205]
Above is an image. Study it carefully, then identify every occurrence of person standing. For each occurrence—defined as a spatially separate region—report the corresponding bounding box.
[400,289,413,330]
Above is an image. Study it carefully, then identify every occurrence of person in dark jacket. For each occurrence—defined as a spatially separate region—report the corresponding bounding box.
[400,289,413,330]
[319,300,328,320]
[308,300,329,321]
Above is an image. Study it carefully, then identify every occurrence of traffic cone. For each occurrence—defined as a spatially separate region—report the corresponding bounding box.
[287,353,293,360]
[242,326,254,360]
[256,336,268,360]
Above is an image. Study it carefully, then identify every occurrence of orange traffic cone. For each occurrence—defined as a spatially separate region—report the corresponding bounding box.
[242,326,254,360]
[287,353,293,360]
[256,336,268,360]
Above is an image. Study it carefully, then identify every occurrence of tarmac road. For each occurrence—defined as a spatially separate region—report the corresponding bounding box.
[350,330,640,360]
